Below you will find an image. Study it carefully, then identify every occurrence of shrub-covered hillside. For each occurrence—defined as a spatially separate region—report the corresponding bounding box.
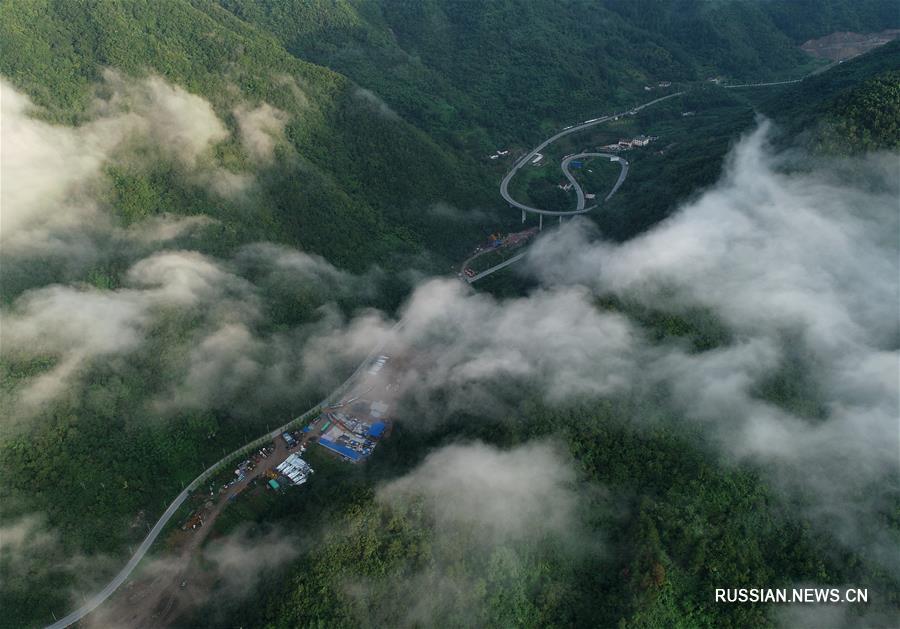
[757,39,900,154]
[216,0,898,150]
[0,0,498,274]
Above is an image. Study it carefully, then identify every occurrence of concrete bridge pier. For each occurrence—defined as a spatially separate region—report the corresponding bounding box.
[522,209,525,223]
[539,214,543,231]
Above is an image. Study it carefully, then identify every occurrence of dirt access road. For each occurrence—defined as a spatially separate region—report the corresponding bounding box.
[87,428,323,627]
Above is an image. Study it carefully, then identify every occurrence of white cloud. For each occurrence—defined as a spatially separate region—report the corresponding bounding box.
[301,278,639,419]
[96,70,228,167]
[378,440,580,542]
[127,214,216,244]
[1,250,258,414]
[201,525,300,597]
[304,123,898,571]
[1,285,152,409]
[161,322,264,413]
[1,78,118,251]
[234,102,289,163]
[520,123,899,567]
[0,72,261,258]
[339,440,594,628]
[126,249,254,308]
[354,87,399,120]
[524,125,898,470]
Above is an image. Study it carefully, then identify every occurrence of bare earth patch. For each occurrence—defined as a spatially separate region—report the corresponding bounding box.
[801,30,900,61]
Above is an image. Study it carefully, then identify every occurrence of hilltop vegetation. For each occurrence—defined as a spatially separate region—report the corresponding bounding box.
[756,39,900,154]
[181,396,899,629]
[0,1,499,623]
[216,0,897,151]
[1,1,898,628]
[0,0,498,274]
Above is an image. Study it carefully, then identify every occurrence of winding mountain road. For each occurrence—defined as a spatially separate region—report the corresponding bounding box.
[48,78,807,627]
[469,94,681,283]
[500,92,682,216]
[462,153,625,284]
[44,324,400,629]
[561,152,628,211]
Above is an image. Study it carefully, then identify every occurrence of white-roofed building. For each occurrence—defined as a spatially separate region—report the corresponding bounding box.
[276,454,314,485]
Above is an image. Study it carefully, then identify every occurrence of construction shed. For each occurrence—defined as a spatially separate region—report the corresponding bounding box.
[276,454,313,485]
[319,437,362,462]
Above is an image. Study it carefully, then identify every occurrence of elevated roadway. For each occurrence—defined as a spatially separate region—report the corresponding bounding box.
[499,92,682,216]
[48,77,809,626]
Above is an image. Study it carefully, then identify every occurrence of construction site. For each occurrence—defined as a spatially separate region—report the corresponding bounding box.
[178,350,397,536]
[460,228,539,279]
[311,353,394,463]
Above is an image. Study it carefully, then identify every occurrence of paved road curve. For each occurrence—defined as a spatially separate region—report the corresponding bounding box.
[46,488,192,629]
[48,79,802,627]
[44,322,401,629]
[499,92,683,216]
[560,152,628,211]
[471,93,682,283]
[462,153,626,284]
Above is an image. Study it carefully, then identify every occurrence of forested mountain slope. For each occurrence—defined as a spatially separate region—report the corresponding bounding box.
[216,0,898,149]
[591,40,900,241]
[1,2,897,628]
[0,1,495,623]
[0,0,494,275]
[756,39,900,153]
[176,52,900,629]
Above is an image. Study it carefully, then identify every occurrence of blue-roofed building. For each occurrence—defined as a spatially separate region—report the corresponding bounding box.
[367,422,386,439]
[319,437,362,462]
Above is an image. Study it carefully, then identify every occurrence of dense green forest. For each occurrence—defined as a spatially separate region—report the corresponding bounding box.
[215,0,896,149]
[0,0,499,623]
[181,395,899,628]
[181,45,900,627]
[1,0,898,627]
[0,0,501,275]
[755,40,900,154]
[594,41,900,240]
